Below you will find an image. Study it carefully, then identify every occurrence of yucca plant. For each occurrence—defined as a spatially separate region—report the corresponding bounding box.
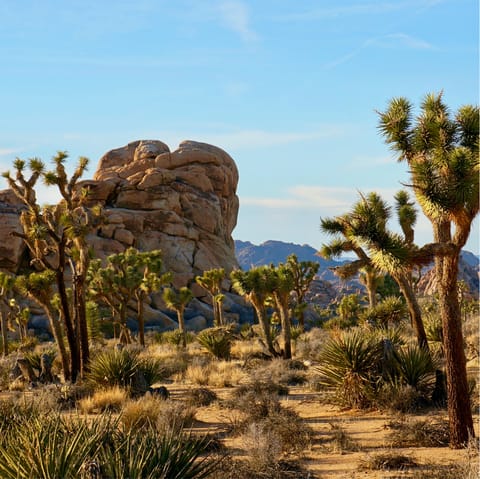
[391,345,438,392]
[197,326,234,360]
[0,414,108,479]
[99,427,218,479]
[316,329,383,407]
[86,348,163,393]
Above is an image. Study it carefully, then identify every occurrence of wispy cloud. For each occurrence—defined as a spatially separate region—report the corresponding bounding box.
[325,33,434,69]
[241,185,399,212]
[217,0,258,42]
[276,0,445,21]
[142,125,346,151]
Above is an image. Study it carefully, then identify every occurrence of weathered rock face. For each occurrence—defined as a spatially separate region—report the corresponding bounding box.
[0,140,240,283]
[79,139,239,284]
[0,190,26,272]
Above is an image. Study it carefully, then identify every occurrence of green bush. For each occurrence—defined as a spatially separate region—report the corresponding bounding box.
[155,329,195,347]
[197,327,234,360]
[86,348,164,393]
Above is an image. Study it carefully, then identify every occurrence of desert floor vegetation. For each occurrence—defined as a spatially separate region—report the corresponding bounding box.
[0,318,478,479]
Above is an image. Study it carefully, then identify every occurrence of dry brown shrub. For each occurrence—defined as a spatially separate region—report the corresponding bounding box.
[78,386,128,413]
[386,417,450,447]
[359,451,418,471]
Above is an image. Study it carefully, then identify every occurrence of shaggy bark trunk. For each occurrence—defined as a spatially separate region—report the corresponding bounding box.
[42,300,70,381]
[137,295,145,347]
[177,307,186,348]
[275,293,292,359]
[0,310,8,356]
[365,270,378,308]
[56,268,78,382]
[438,253,474,447]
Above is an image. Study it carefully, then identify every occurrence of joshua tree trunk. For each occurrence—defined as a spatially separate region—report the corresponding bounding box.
[253,305,277,357]
[137,294,146,347]
[42,300,70,381]
[177,307,187,348]
[437,253,474,447]
[365,269,378,308]
[56,268,78,382]
[396,275,428,350]
[275,293,292,359]
[0,310,8,356]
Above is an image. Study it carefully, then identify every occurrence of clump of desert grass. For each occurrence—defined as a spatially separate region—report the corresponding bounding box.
[120,396,196,433]
[184,359,247,387]
[79,386,128,413]
[230,338,265,360]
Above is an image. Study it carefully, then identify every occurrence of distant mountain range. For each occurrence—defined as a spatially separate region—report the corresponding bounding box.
[234,240,347,283]
[234,239,479,295]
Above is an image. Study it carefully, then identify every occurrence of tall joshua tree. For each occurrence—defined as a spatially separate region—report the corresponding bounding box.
[377,92,478,447]
[163,286,193,348]
[2,152,102,381]
[195,268,226,326]
[285,254,319,330]
[231,267,278,357]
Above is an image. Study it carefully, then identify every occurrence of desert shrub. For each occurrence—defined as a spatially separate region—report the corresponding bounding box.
[325,421,360,453]
[234,378,289,399]
[155,400,197,435]
[252,358,308,386]
[359,451,418,471]
[360,296,407,328]
[197,326,234,360]
[386,418,450,447]
[185,387,218,407]
[120,395,166,430]
[315,329,383,408]
[155,329,195,347]
[86,348,163,393]
[209,457,311,479]
[424,312,443,343]
[79,386,128,413]
[185,360,246,387]
[374,381,427,412]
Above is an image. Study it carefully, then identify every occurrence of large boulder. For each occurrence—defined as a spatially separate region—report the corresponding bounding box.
[83,139,239,277]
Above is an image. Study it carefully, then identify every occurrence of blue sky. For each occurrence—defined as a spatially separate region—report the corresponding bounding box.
[0,0,478,253]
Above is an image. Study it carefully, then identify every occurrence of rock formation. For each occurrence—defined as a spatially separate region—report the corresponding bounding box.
[0,140,240,286]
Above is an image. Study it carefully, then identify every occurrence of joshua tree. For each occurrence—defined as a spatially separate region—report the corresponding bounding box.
[162,287,193,348]
[195,268,226,326]
[231,267,278,356]
[285,254,319,330]
[320,213,383,308]
[2,152,102,380]
[0,272,16,356]
[16,271,70,378]
[346,191,429,349]
[267,264,295,359]
[88,248,171,346]
[377,92,478,447]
